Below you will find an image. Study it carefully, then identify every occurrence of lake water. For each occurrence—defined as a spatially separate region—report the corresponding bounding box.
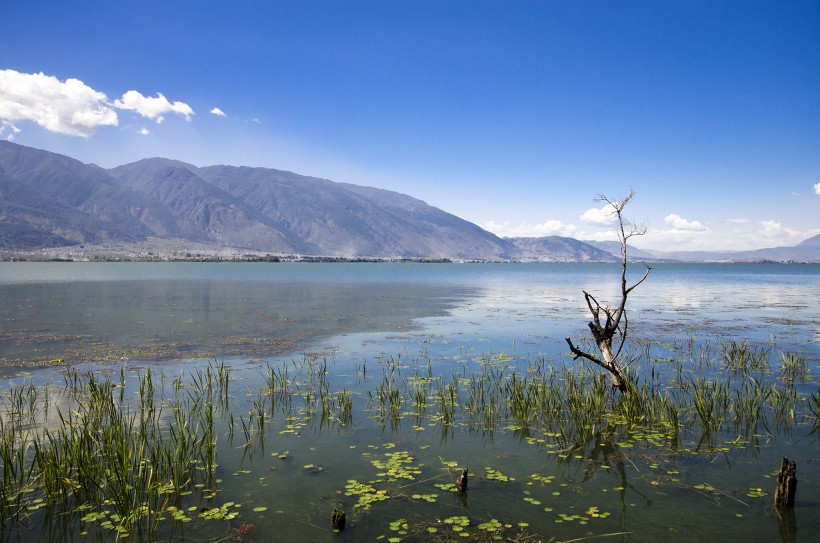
[0,262,818,542]
[2,262,817,369]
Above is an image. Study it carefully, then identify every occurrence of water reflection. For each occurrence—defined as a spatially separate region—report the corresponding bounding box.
[0,279,476,367]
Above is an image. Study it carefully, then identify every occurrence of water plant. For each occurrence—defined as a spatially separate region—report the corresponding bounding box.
[0,337,816,542]
[721,340,771,374]
[0,364,232,538]
[778,351,809,383]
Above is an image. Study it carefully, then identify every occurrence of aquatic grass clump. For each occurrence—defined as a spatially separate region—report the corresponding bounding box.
[778,351,809,383]
[687,377,731,431]
[806,389,820,427]
[720,340,771,374]
[0,364,231,538]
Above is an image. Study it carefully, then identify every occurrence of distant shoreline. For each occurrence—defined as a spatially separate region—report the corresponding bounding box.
[1,253,817,264]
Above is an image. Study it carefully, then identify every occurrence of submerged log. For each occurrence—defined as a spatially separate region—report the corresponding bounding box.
[774,456,797,508]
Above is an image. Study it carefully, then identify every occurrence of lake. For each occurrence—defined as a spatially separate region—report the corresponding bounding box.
[0,262,818,542]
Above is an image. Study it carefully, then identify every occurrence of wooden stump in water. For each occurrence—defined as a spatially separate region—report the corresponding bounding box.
[774,456,797,508]
[456,467,468,493]
[331,509,346,531]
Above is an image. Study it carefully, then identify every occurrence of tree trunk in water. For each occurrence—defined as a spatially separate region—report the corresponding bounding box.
[596,338,627,392]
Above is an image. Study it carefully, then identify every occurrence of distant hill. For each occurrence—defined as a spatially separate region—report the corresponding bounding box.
[797,234,820,247]
[649,244,820,263]
[586,237,820,263]
[1,141,816,262]
[582,240,659,261]
[509,236,618,262]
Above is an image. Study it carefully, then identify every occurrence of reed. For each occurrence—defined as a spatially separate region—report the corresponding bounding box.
[721,339,770,374]
[778,351,809,383]
[806,389,820,427]
[1,338,815,539]
[0,364,226,538]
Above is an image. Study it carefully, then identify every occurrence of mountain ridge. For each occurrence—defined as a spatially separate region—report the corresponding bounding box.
[0,141,817,262]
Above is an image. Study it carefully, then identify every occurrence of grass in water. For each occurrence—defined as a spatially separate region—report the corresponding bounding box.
[0,338,816,541]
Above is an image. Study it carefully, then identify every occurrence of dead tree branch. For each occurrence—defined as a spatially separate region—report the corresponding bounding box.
[565,190,651,392]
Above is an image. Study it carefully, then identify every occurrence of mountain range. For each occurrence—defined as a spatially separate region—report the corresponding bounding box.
[1,141,817,262]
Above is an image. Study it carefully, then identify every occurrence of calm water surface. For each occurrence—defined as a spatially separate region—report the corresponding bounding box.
[1,262,817,367]
[0,262,817,542]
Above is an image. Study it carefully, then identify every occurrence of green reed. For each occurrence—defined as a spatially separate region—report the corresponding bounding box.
[721,339,771,374]
[779,351,809,383]
[0,364,229,538]
[806,389,820,426]
[1,339,815,539]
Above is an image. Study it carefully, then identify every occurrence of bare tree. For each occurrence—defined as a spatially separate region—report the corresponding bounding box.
[565,191,651,392]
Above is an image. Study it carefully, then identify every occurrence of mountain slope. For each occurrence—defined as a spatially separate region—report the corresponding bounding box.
[797,234,820,247]
[2,141,815,262]
[108,160,313,252]
[0,173,79,247]
[197,165,512,258]
[582,240,659,260]
[0,141,156,245]
[509,236,618,262]
[0,142,514,259]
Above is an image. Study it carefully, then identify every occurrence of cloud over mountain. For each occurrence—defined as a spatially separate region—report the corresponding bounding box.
[0,69,193,137]
[664,214,708,232]
[114,90,193,123]
[0,69,117,137]
[483,219,577,238]
[580,203,617,226]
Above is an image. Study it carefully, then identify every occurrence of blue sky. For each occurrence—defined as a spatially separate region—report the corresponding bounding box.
[1,0,818,251]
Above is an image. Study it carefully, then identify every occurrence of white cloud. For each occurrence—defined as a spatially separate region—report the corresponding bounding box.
[114,90,193,123]
[633,214,708,251]
[814,182,820,196]
[639,215,820,253]
[754,221,820,248]
[210,107,226,117]
[0,69,118,137]
[1,119,21,141]
[483,219,577,238]
[138,127,150,136]
[758,220,799,239]
[580,203,617,226]
[664,213,708,232]
[0,69,196,137]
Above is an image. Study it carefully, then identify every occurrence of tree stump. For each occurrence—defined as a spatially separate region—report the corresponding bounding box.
[331,509,346,531]
[456,467,468,493]
[774,456,796,508]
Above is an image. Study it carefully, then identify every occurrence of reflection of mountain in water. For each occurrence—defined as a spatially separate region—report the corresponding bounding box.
[0,278,477,366]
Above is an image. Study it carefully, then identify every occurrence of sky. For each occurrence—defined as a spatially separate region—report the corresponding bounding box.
[1,0,818,252]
